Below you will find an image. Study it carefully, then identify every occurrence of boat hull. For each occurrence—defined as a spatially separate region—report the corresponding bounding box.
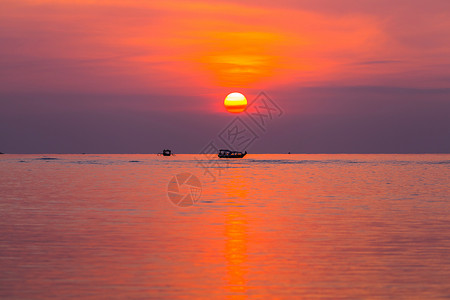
[218,153,247,158]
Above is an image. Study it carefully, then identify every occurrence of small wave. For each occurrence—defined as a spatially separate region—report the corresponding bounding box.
[247,159,370,165]
[433,160,450,164]
[37,157,58,161]
[419,160,450,165]
[72,160,103,165]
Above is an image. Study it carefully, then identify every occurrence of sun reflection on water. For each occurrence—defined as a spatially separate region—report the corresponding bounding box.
[223,172,249,298]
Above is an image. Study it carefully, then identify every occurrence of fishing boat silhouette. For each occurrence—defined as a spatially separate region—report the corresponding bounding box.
[158,149,175,156]
[218,149,247,158]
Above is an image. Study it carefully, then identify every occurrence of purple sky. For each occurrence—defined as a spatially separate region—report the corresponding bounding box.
[0,0,449,153]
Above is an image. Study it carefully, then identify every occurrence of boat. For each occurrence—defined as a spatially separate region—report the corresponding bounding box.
[218,149,247,158]
[158,149,174,156]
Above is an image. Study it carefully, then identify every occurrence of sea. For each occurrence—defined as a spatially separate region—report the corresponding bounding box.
[1,154,449,299]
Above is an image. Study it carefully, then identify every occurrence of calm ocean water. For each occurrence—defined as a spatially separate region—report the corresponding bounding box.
[1,154,449,299]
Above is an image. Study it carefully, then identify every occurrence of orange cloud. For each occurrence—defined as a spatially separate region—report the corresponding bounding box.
[0,0,448,95]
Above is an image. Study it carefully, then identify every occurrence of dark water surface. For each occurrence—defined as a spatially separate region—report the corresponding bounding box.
[1,154,449,299]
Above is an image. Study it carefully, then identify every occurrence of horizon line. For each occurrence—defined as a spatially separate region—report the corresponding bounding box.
[1,153,449,155]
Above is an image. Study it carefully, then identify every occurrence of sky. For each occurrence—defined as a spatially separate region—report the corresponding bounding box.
[0,0,449,153]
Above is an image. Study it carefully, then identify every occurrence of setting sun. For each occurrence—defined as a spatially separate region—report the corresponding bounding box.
[224,92,247,113]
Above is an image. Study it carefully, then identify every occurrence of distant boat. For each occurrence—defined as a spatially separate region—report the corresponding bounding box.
[218,149,247,158]
[158,149,174,156]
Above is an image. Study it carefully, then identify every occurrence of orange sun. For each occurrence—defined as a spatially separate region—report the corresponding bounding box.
[224,92,247,113]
